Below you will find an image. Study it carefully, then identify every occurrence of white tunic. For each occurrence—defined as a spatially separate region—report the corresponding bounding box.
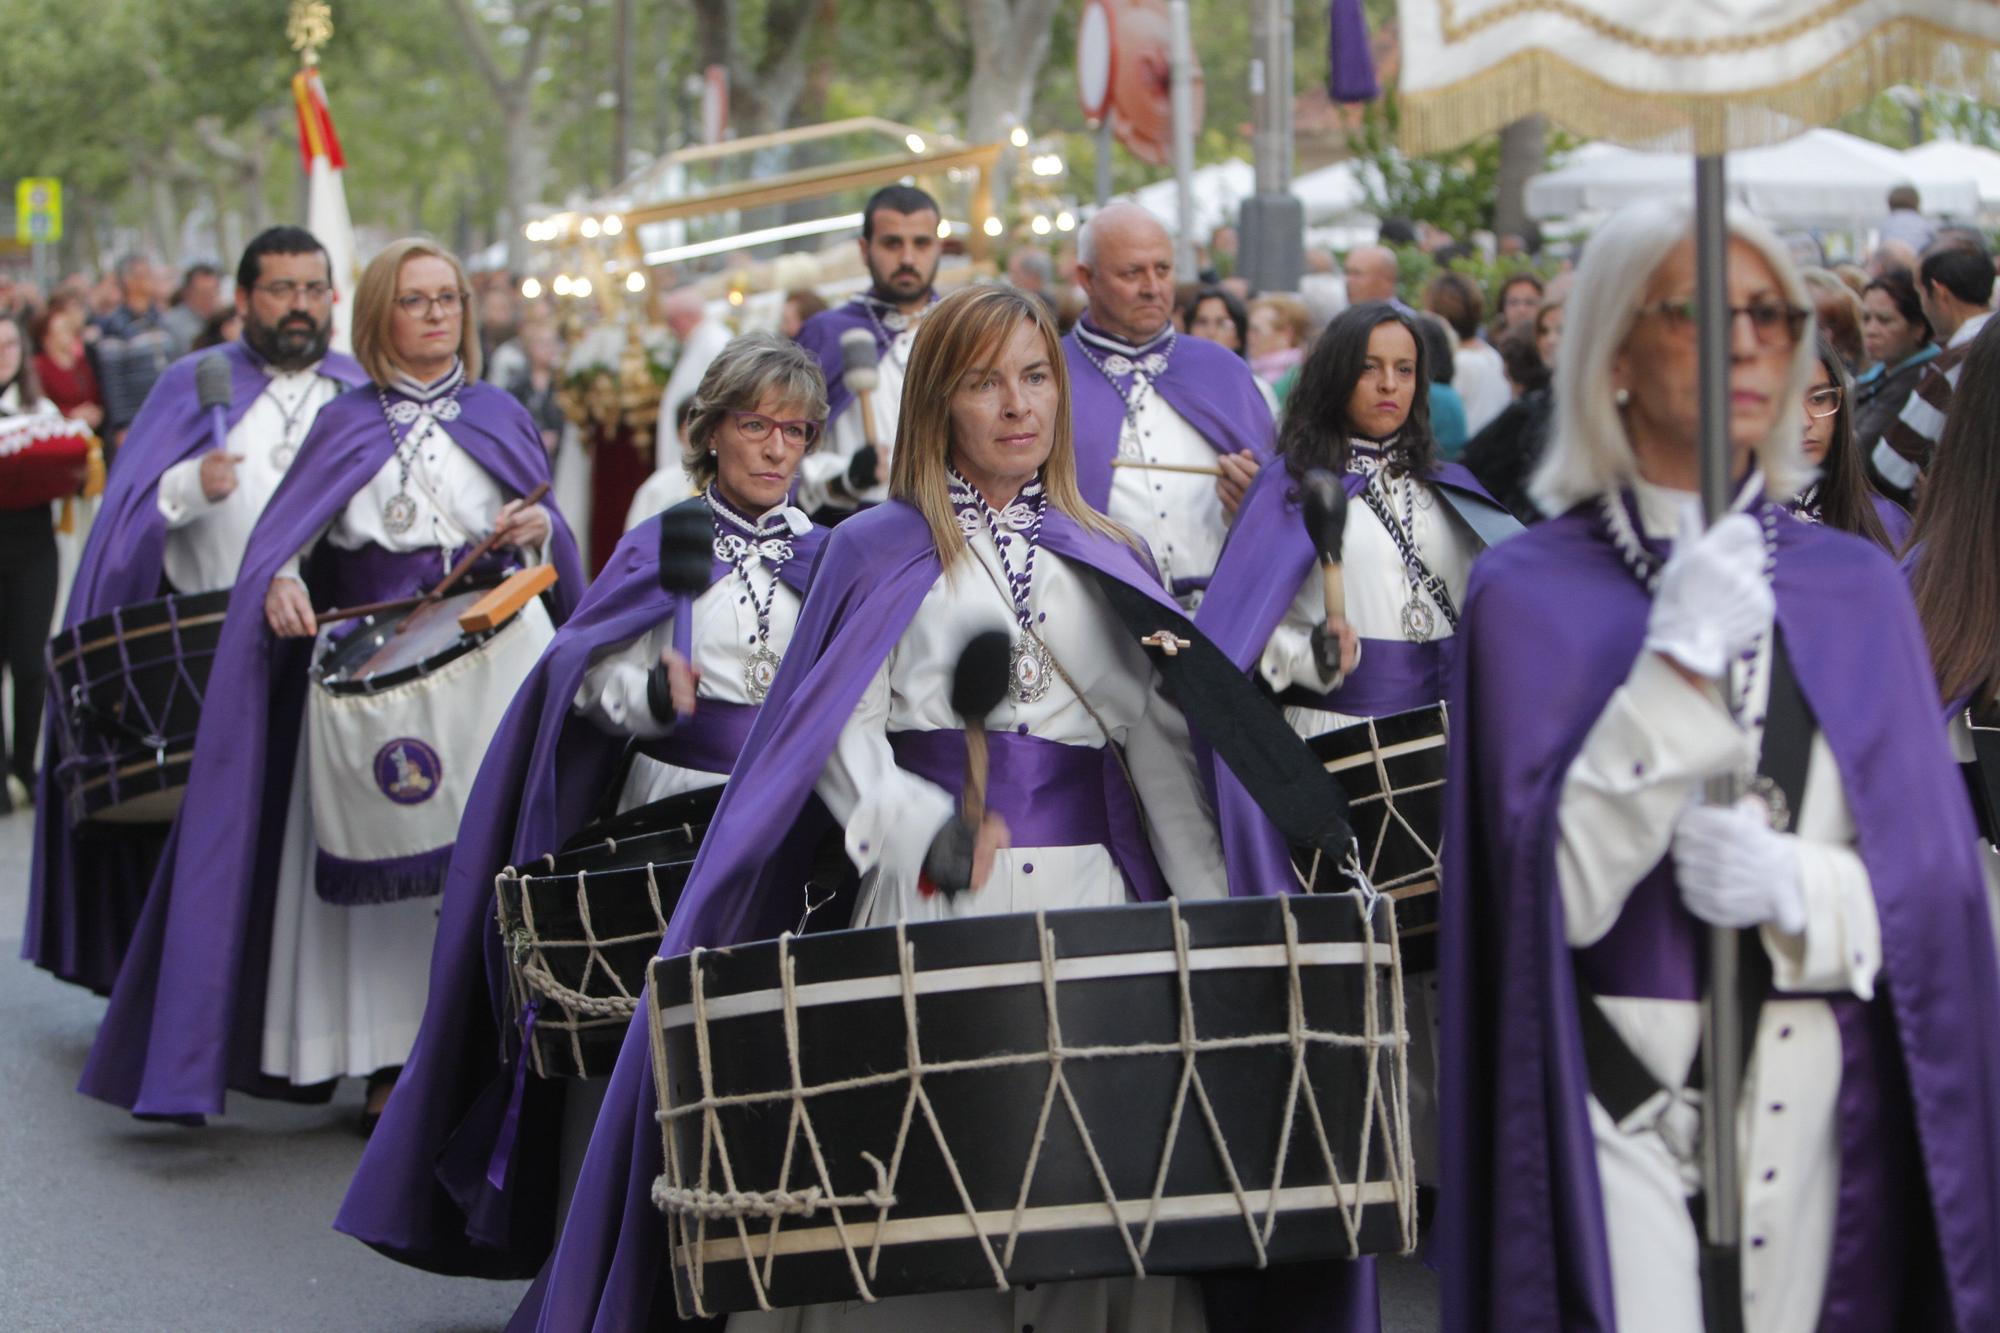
[741,519,1224,1333]
[261,416,544,1084]
[574,504,808,810]
[795,325,913,515]
[1556,480,1881,1333]
[1257,461,1478,739]
[157,366,344,594]
[1106,390,1242,604]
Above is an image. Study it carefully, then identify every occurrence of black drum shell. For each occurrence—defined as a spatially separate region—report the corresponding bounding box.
[649,895,1410,1314]
[1304,704,1446,971]
[497,786,722,1079]
[46,588,230,825]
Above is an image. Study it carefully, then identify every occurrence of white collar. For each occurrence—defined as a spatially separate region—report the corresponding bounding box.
[1950,311,1992,349]
[1631,470,1764,541]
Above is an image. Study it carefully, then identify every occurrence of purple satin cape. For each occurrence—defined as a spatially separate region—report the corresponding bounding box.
[1195,461,1500,907]
[1062,330,1277,511]
[1439,503,2000,1330]
[511,499,1369,1332]
[335,500,823,1278]
[23,341,367,994]
[75,381,583,1120]
[1874,491,1914,553]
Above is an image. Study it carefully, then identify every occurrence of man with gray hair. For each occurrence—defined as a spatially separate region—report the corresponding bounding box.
[1342,244,1401,307]
[1006,246,1054,300]
[1065,202,1275,606]
[93,254,178,452]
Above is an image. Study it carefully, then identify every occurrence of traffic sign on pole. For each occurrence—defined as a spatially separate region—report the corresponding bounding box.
[16,178,62,244]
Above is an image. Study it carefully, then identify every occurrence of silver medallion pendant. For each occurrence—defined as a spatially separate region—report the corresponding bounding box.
[1400,595,1436,643]
[744,644,782,704]
[383,492,419,535]
[271,443,297,471]
[1010,634,1054,704]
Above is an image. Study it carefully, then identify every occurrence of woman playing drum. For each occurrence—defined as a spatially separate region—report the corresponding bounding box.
[518,285,1344,1332]
[78,239,583,1129]
[337,332,832,1277]
[1440,199,2000,1332]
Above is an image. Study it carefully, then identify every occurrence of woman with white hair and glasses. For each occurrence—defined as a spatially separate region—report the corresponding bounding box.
[1439,199,2000,1332]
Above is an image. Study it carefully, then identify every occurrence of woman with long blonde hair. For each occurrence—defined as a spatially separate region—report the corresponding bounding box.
[520,284,1251,1331]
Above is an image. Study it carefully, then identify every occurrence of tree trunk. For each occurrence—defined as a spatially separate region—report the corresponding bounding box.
[503,98,547,271]
[1493,115,1545,242]
[963,0,1062,223]
[446,0,555,271]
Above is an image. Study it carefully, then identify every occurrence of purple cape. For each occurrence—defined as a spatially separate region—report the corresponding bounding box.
[76,381,583,1119]
[23,341,367,994]
[1061,329,1277,512]
[336,500,824,1278]
[1439,503,2000,1329]
[1874,491,1914,552]
[511,499,1367,1331]
[1195,460,1506,907]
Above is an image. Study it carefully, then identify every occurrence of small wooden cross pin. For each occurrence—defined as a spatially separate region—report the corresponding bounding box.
[1141,630,1192,656]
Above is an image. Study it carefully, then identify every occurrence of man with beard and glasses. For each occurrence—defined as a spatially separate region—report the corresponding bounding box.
[794,184,942,520]
[22,227,367,997]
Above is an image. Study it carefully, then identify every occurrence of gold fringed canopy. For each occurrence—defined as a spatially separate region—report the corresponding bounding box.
[1394,3,2000,155]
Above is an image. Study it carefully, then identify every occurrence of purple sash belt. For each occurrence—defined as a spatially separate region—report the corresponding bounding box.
[887,728,1169,900]
[638,700,758,777]
[1278,636,1452,718]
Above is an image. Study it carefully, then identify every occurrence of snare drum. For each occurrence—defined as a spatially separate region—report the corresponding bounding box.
[1304,704,1447,971]
[496,784,724,1079]
[46,589,231,825]
[308,585,554,905]
[646,894,1415,1317]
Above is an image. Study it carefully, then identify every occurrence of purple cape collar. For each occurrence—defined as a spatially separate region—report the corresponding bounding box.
[1437,502,2000,1330]
[77,379,583,1121]
[1062,326,1278,509]
[794,292,938,421]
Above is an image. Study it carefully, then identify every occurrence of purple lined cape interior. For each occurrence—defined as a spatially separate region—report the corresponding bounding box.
[24,341,368,994]
[1061,325,1278,511]
[1437,503,2000,1331]
[336,499,823,1278]
[76,380,582,1122]
[1194,461,1500,906]
[512,499,1376,1333]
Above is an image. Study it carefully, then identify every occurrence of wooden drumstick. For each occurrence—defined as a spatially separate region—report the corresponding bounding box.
[950,631,1013,832]
[1301,468,1350,629]
[1109,458,1225,478]
[318,481,553,627]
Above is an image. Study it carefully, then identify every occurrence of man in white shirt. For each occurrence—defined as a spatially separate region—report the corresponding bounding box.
[628,289,735,518]
[793,185,942,520]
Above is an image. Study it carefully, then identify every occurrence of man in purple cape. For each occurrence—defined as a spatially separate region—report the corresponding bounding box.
[1196,458,1514,899]
[510,496,1372,1331]
[25,241,367,994]
[792,185,941,520]
[336,501,825,1278]
[1062,205,1276,604]
[76,379,582,1120]
[1440,506,2000,1329]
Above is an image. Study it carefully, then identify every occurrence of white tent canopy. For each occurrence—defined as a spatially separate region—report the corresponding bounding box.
[1905,139,2000,215]
[1525,128,1982,224]
[1125,157,1382,235]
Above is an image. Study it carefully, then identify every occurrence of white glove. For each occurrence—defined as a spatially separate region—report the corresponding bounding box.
[1644,507,1773,681]
[1671,797,1805,935]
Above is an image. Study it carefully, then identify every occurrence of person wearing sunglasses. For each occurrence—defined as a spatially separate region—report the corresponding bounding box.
[25,227,370,1001]
[1790,333,1909,553]
[1440,199,2000,1332]
[79,238,585,1137]
[339,331,834,1276]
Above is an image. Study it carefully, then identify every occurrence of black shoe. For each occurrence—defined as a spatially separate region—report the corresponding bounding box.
[357,1066,401,1139]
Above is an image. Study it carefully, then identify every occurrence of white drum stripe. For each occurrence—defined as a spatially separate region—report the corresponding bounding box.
[656,940,1395,1028]
[675,1180,1405,1265]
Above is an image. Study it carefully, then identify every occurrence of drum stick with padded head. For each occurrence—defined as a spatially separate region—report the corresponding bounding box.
[840,328,882,452]
[1301,468,1349,628]
[655,501,716,715]
[951,630,1013,830]
[196,352,232,459]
